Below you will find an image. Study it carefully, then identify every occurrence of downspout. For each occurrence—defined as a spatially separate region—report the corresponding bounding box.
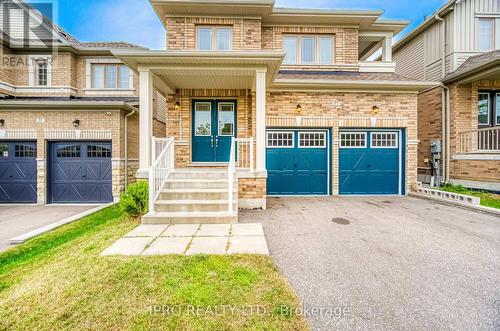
[435,14,450,184]
[124,106,137,189]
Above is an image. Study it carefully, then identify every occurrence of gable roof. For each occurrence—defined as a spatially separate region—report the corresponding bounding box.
[443,50,500,83]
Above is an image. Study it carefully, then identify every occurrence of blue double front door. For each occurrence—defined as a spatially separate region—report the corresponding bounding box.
[192,100,236,163]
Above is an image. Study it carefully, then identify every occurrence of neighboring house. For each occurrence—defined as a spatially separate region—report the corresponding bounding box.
[111,0,434,223]
[392,0,500,191]
[0,0,166,204]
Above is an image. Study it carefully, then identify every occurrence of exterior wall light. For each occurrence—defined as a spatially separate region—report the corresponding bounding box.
[296,104,302,114]
[175,101,180,110]
[372,105,380,115]
[0,119,4,126]
[72,119,80,128]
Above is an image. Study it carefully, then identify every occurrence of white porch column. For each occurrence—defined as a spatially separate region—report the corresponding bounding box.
[382,35,393,62]
[137,68,154,178]
[255,68,267,174]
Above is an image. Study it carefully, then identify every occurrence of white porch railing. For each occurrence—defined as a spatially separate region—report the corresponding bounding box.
[457,127,500,154]
[152,137,172,163]
[227,138,236,213]
[148,137,175,214]
[234,137,254,173]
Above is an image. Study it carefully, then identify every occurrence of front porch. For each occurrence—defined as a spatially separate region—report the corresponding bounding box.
[114,51,284,222]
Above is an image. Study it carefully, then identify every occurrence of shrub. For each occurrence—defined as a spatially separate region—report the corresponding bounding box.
[120,181,149,217]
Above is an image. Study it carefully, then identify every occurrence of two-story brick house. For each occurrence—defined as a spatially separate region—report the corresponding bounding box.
[109,0,435,223]
[392,0,500,191]
[0,1,166,204]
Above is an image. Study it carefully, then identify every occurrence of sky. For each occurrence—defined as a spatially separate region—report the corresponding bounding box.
[47,0,448,50]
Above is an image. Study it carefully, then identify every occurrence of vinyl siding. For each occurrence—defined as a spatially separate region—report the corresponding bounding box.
[394,34,425,80]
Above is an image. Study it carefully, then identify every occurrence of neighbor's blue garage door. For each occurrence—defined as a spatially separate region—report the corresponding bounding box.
[266,130,329,195]
[0,141,37,203]
[49,142,113,203]
[339,130,403,195]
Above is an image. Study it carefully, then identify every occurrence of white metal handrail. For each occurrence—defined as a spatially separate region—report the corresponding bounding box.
[457,127,500,154]
[227,138,236,214]
[148,137,175,214]
[152,137,172,163]
[234,137,254,173]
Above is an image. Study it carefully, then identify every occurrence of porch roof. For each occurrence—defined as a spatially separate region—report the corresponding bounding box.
[443,50,500,84]
[112,50,285,93]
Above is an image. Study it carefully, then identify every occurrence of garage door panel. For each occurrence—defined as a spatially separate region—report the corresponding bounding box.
[339,130,402,195]
[50,142,112,204]
[267,130,329,195]
[0,141,37,203]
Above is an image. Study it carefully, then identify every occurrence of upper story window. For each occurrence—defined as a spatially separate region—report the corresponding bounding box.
[196,26,232,51]
[91,64,130,89]
[283,35,334,65]
[35,59,48,86]
[29,56,51,87]
[477,19,494,51]
[478,91,500,127]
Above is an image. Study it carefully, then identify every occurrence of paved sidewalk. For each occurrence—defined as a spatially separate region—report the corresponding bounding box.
[101,223,269,256]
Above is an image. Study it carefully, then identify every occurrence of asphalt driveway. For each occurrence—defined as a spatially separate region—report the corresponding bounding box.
[240,196,500,330]
[0,205,99,252]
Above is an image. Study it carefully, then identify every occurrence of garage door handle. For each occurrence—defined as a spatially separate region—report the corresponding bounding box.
[82,175,86,178]
[367,165,371,168]
[294,164,297,168]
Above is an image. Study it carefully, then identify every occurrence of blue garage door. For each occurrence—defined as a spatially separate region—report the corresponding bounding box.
[49,142,113,203]
[339,130,403,195]
[0,141,37,203]
[266,130,329,195]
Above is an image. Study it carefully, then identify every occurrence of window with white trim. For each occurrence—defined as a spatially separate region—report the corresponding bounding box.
[218,103,235,136]
[496,93,500,126]
[194,102,211,136]
[282,35,334,65]
[196,26,232,51]
[267,131,294,148]
[299,132,326,148]
[478,92,490,125]
[91,64,130,89]
[478,19,494,51]
[340,132,366,148]
[371,132,398,148]
[35,59,48,86]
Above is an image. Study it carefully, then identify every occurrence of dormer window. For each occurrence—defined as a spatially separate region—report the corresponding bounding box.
[196,26,232,51]
[283,35,334,65]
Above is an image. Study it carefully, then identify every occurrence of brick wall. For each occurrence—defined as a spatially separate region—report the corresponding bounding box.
[166,17,262,50]
[417,87,443,173]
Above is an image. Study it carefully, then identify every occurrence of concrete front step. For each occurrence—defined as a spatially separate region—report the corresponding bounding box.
[142,211,238,224]
[159,188,237,201]
[170,169,228,180]
[155,200,238,212]
[164,179,236,190]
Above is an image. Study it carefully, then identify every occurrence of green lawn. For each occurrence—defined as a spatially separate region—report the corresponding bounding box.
[440,184,500,209]
[0,206,308,330]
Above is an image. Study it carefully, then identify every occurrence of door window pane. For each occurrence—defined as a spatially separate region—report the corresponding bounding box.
[371,132,398,148]
[15,145,36,157]
[478,93,490,125]
[197,28,213,50]
[195,103,211,136]
[340,132,367,148]
[87,145,111,158]
[119,65,130,89]
[478,19,493,51]
[283,36,297,64]
[92,65,105,89]
[56,145,81,158]
[299,132,326,148]
[105,65,117,88]
[318,37,333,64]
[216,28,232,50]
[301,37,315,64]
[0,144,8,158]
[496,93,500,125]
[266,132,294,148]
[218,103,234,136]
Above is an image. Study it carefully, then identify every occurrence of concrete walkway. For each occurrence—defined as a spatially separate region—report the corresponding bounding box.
[101,223,269,256]
[0,204,99,252]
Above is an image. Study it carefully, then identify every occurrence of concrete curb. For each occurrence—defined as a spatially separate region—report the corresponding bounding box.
[409,192,500,217]
[8,202,119,244]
